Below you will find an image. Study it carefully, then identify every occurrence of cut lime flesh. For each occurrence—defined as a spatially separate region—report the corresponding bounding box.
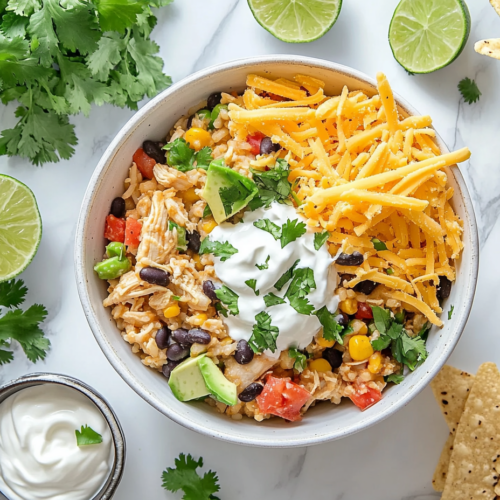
[0,175,42,282]
[248,0,342,43]
[389,0,470,74]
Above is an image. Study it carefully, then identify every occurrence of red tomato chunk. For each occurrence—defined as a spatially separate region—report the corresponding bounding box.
[355,303,373,320]
[256,376,310,422]
[104,215,126,243]
[349,386,382,411]
[246,132,265,156]
[125,218,142,249]
[133,147,156,179]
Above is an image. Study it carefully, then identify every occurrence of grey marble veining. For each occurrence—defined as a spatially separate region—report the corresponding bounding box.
[1,0,500,498]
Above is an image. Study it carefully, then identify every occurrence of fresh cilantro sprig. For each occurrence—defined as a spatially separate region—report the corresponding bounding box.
[284,267,316,315]
[253,218,281,240]
[249,158,292,210]
[289,347,307,372]
[314,231,330,251]
[75,425,102,446]
[0,279,49,364]
[0,0,173,165]
[163,138,212,172]
[214,286,239,316]
[248,311,279,353]
[245,279,259,296]
[274,259,299,290]
[458,77,481,105]
[199,238,238,261]
[161,453,221,500]
[263,292,285,307]
[253,218,306,248]
[314,306,348,344]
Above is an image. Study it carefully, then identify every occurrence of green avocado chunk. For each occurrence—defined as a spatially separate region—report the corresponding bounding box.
[198,356,238,406]
[202,161,258,223]
[168,355,210,402]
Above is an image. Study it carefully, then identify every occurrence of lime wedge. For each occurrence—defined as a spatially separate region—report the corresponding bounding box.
[248,0,342,43]
[0,175,42,282]
[389,0,470,74]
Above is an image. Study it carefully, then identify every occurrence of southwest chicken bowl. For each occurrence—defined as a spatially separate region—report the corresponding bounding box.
[75,56,478,447]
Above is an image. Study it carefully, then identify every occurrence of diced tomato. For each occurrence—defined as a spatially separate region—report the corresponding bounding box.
[256,376,310,422]
[355,303,373,320]
[124,217,142,249]
[133,147,156,179]
[349,386,382,411]
[246,132,265,155]
[104,215,126,243]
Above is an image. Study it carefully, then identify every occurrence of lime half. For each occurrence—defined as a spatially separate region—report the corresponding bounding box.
[248,0,342,43]
[389,0,470,74]
[0,175,42,282]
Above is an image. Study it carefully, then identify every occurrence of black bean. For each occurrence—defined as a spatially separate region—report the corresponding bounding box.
[234,339,254,365]
[109,197,126,218]
[187,329,211,345]
[162,360,180,380]
[172,328,191,345]
[155,326,171,350]
[143,140,166,164]
[167,343,190,361]
[187,230,201,253]
[186,115,194,130]
[354,280,379,295]
[238,382,264,402]
[259,137,280,155]
[207,92,222,110]
[335,312,349,327]
[436,276,452,301]
[323,348,343,369]
[336,251,364,266]
[139,267,170,287]
[202,280,219,301]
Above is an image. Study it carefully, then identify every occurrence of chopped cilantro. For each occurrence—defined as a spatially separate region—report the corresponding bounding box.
[385,373,404,384]
[203,204,212,218]
[395,311,405,324]
[458,77,481,105]
[172,295,181,301]
[284,267,316,315]
[214,286,239,316]
[274,259,299,291]
[288,347,307,372]
[371,238,388,251]
[314,306,344,344]
[161,453,221,500]
[219,176,257,217]
[215,302,228,318]
[168,220,187,251]
[255,255,270,270]
[199,238,238,261]
[75,425,102,446]
[314,230,330,251]
[448,305,454,320]
[248,311,279,353]
[248,158,292,210]
[253,218,281,240]
[163,138,213,172]
[280,218,306,248]
[245,279,259,296]
[263,293,286,307]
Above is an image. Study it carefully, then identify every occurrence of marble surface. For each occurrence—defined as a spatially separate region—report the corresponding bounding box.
[1,0,500,498]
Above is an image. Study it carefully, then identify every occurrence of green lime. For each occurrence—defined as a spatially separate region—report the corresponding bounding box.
[248,0,342,43]
[389,0,470,74]
[0,175,42,282]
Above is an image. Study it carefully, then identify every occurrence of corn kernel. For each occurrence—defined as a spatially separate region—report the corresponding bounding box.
[184,127,212,151]
[183,187,199,204]
[192,313,208,326]
[220,337,233,345]
[309,358,332,373]
[349,335,374,361]
[192,254,204,271]
[202,218,217,234]
[316,335,335,348]
[339,298,358,315]
[164,304,180,318]
[368,352,383,374]
[351,319,368,335]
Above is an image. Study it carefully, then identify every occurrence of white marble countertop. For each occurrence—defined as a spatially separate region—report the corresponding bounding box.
[1,0,500,498]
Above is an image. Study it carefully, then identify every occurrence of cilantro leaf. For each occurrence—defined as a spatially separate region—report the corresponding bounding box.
[0,348,14,365]
[385,373,404,384]
[255,255,270,270]
[274,259,299,291]
[164,138,213,172]
[220,185,249,216]
[288,296,314,315]
[0,279,27,308]
[371,238,388,251]
[94,0,144,34]
[263,293,285,307]
[249,158,292,210]
[1,13,29,38]
[284,267,316,315]
[392,332,428,371]
[199,238,238,262]
[280,218,306,248]
[288,347,307,372]
[458,77,481,105]
[214,286,239,316]
[448,305,454,320]
[314,306,344,344]
[75,425,103,446]
[248,311,279,353]
[195,147,213,170]
[371,334,391,351]
[202,204,212,218]
[245,279,259,296]
[161,453,220,500]
[215,302,228,318]
[253,218,281,240]
[314,230,329,251]
[370,306,391,335]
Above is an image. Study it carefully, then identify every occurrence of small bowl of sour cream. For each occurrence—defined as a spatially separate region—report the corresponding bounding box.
[0,373,125,500]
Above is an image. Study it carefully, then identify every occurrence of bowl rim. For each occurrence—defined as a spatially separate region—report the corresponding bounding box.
[0,372,126,499]
[75,54,479,448]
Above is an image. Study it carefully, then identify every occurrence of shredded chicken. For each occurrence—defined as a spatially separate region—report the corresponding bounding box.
[103,271,166,307]
[153,164,193,191]
[224,354,279,392]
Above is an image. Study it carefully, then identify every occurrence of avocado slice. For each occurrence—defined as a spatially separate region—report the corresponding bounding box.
[202,161,258,223]
[198,356,238,406]
[168,355,210,402]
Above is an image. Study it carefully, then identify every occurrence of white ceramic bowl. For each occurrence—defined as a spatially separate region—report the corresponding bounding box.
[75,55,479,448]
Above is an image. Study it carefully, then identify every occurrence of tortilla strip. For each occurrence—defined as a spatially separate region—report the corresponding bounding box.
[474,39,500,60]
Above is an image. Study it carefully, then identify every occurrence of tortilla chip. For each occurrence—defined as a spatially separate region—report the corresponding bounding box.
[491,0,500,17]
[442,362,500,499]
[475,39,500,60]
[430,365,474,491]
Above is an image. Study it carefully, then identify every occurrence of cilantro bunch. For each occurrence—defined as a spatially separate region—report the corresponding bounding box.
[0,0,173,165]
[0,279,49,364]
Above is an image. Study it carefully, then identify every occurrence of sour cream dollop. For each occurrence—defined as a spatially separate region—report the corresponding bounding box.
[0,384,114,500]
[210,203,339,355]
